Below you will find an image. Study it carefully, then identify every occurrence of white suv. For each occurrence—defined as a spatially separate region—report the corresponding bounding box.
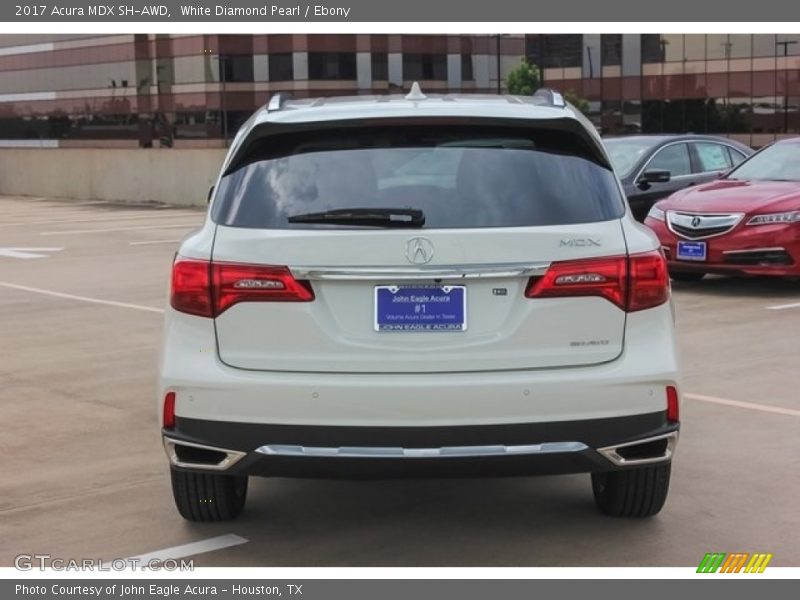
[159,86,680,521]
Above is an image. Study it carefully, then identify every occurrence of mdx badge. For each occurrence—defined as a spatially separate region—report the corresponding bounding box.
[560,238,601,247]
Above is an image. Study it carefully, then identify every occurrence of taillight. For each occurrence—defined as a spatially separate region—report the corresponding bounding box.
[525,255,628,309]
[666,385,679,423]
[628,250,670,312]
[171,258,212,317]
[212,261,314,313]
[525,250,668,313]
[163,391,176,429]
[170,257,314,317]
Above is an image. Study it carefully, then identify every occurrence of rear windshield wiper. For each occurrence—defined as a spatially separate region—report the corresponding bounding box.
[287,208,425,228]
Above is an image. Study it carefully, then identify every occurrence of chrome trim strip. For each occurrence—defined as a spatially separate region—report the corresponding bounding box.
[163,437,246,471]
[722,247,786,255]
[256,441,588,459]
[290,262,550,281]
[596,432,678,467]
[666,210,744,240]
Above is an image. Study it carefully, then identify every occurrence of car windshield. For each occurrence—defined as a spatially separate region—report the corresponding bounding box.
[603,138,656,178]
[727,142,800,182]
[212,126,625,229]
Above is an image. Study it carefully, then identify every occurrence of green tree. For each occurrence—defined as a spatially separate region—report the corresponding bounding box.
[505,58,540,96]
[563,89,590,117]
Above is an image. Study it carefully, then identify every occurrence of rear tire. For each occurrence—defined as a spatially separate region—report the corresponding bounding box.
[669,270,705,282]
[170,467,248,522]
[591,463,671,517]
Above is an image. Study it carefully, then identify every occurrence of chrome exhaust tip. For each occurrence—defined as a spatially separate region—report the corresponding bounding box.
[163,437,246,471]
[597,431,678,467]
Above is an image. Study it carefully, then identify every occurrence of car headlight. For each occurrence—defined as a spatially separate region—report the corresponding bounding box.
[646,206,666,221]
[746,211,800,226]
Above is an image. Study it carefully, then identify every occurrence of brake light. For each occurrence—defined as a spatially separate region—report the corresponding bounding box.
[162,391,176,429]
[628,250,670,312]
[525,250,668,312]
[212,261,314,313]
[666,385,679,423]
[170,257,314,317]
[170,258,212,317]
[525,255,627,309]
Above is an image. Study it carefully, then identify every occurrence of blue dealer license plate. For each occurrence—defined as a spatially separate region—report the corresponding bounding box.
[374,286,467,332]
[677,241,707,261]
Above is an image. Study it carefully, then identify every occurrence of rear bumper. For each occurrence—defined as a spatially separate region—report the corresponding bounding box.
[163,412,679,478]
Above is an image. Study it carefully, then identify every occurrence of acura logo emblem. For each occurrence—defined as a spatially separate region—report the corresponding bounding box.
[691,216,702,228]
[405,237,434,264]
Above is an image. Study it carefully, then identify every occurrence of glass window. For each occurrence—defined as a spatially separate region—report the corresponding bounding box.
[648,143,691,176]
[601,34,622,66]
[776,35,800,56]
[308,52,357,80]
[268,53,293,82]
[220,55,253,83]
[684,35,706,61]
[461,54,474,81]
[603,138,655,178]
[540,34,583,69]
[371,52,388,80]
[728,34,752,59]
[641,34,663,63]
[212,125,624,229]
[694,142,732,172]
[402,53,447,80]
[753,35,777,58]
[727,147,747,166]
[728,142,800,181]
[706,35,731,60]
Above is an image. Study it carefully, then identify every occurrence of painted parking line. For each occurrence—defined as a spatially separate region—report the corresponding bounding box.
[129,239,183,246]
[128,534,248,564]
[0,212,197,227]
[0,281,164,313]
[0,246,62,259]
[685,392,800,418]
[40,223,199,236]
[765,301,800,311]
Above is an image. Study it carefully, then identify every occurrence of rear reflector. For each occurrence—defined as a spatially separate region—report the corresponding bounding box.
[162,391,176,429]
[666,385,679,423]
[170,257,314,317]
[525,250,668,313]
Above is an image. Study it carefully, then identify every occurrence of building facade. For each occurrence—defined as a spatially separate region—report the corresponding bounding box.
[0,33,798,148]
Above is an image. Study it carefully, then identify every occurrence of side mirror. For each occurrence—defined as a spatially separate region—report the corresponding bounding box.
[717,169,732,179]
[207,185,215,204]
[639,169,671,184]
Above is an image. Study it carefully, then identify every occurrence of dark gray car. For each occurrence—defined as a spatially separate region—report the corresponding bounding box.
[604,135,753,221]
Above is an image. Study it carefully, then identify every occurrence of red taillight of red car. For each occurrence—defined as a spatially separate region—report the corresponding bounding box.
[170,258,314,317]
[525,250,669,313]
[666,385,680,423]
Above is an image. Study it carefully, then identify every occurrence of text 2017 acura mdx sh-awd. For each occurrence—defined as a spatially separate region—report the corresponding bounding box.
[159,86,681,521]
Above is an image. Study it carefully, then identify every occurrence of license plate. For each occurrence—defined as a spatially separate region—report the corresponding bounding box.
[374,285,467,332]
[677,241,707,261]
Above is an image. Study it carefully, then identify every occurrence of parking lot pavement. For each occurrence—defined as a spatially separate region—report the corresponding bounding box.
[1,195,799,567]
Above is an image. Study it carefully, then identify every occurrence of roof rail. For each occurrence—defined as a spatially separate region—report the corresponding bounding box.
[533,88,566,108]
[267,92,292,112]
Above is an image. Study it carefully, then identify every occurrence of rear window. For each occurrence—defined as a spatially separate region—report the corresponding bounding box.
[212,126,624,229]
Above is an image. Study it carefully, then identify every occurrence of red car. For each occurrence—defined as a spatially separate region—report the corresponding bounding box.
[645,138,800,281]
